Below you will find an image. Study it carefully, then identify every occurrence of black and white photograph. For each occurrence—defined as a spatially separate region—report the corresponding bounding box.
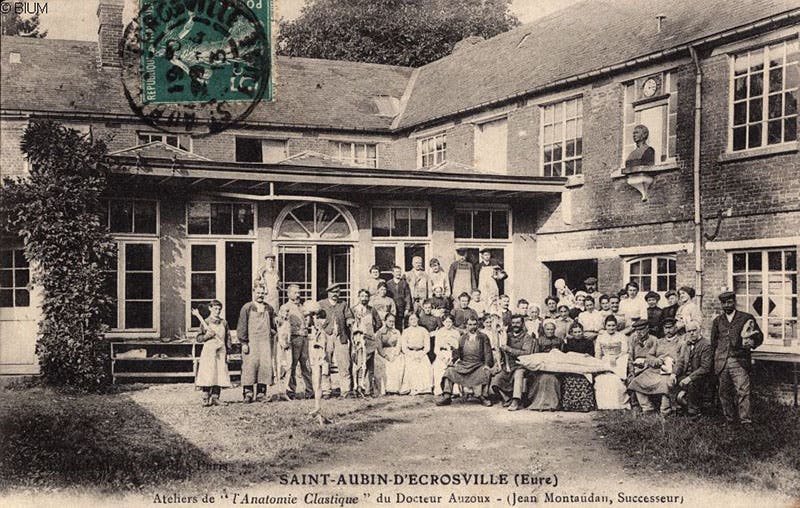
[0,0,798,507]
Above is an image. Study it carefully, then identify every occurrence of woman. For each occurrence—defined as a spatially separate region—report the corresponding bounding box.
[661,290,679,321]
[400,313,433,395]
[193,300,231,407]
[432,314,462,395]
[526,321,562,411]
[594,315,629,410]
[365,265,383,299]
[675,286,702,334]
[374,314,405,395]
[552,304,573,341]
[428,258,451,299]
[371,281,396,322]
[561,321,596,412]
[526,304,545,338]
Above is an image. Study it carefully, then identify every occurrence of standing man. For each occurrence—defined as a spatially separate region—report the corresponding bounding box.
[386,265,412,331]
[476,248,507,303]
[318,284,355,398]
[710,290,763,425]
[351,289,383,396]
[406,255,431,312]
[584,277,602,303]
[448,248,476,301]
[278,284,313,400]
[257,254,280,311]
[491,315,536,411]
[237,283,277,403]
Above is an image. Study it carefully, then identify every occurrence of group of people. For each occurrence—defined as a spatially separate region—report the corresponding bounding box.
[192,250,764,426]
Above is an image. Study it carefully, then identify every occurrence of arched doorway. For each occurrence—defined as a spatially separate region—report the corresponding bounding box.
[273,202,358,304]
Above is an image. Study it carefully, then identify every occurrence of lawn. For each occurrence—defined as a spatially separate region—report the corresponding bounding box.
[0,383,428,494]
[595,388,800,497]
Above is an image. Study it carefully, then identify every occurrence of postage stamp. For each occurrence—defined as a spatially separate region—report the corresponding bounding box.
[121,0,272,136]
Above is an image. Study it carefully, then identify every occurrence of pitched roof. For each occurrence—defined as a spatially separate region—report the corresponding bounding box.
[395,0,800,128]
[109,141,211,161]
[0,38,413,131]
[277,150,364,168]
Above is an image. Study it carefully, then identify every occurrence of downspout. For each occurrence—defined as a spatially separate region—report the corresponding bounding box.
[690,46,703,305]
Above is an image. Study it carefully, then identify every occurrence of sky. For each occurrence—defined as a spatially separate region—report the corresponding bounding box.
[33,0,583,41]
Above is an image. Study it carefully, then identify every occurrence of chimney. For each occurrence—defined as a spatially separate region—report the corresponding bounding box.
[97,0,125,68]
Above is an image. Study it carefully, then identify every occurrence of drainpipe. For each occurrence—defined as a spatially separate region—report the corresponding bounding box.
[690,46,703,305]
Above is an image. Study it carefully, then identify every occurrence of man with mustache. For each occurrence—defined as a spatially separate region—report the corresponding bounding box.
[237,282,277,403]
[491,315,536,411]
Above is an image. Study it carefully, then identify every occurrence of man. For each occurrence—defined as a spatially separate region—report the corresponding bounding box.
[350,289,383,396]
[619,281,648,326]
[386,265,412,331]
[417,299,443,333]
[577,295,604,341]
[626,319,664,414]
[435,316,495,407]
[429,285,451,317]
[278,284,313,400]
[453,292,479,329]
[237,283,277,403]
[584,276,603,303]
[469,288,487,320]
[256,254,280,311]
[428,258,451,299]
[491,315,536,411]
[710,290,763,425]
[609,294,627,331]
[406,255,431,311]
[448,247,476,299]
[318,284,355,398]
[496,294,513,329]
[645,291,664,337]
[673,325,713,417]
[476,248,507,303]
[543,296,559,319]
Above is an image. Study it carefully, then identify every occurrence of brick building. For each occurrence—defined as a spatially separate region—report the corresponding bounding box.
[1,0,798,376]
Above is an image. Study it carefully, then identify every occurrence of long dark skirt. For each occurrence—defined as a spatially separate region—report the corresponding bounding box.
[526,373,561,410]
[561,374,596,412]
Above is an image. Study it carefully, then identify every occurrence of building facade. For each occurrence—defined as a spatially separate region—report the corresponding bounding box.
[1,0,798,375]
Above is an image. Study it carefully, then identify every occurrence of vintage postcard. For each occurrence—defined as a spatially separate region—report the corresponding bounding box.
[0,0,799,507]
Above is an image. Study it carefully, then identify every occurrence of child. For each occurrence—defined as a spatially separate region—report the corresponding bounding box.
[193,300,231,406]
[432,314,461,396]
[308,309,333,416]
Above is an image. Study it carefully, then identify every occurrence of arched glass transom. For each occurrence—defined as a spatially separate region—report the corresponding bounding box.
[275,202,356,241]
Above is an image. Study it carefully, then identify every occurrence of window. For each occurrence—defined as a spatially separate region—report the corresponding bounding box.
[626,255,677,295]
[334,142,378,168]
[187,202,255,236]
[101,199,157,235]
[190,244,217,328]
[454,208,509,240]
[275,203,354,240]
[0,248,30,308]
[418,133,446,168]
[731,39,798,151]
[374,244,427,279]
[137,132,191,152]
[542,97,582,176]
[104,241,157,331]
[731,249,797,346]
[623,72,677,165]
[235,137,287,163]
[372,206,429,238]
[474,118,508,173]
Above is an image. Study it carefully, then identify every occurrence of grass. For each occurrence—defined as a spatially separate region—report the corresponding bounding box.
[595,387,800,497]
[0,384,428,494]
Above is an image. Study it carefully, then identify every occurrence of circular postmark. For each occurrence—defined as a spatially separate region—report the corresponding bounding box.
[121,0,271,137]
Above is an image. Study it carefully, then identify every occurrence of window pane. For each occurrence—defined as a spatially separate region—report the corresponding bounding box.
[734,252,747,272]
[491,211,509,238]
[785,117,797,142]
[210,203,233,235]
[768,120,783,144]
[748,251,762,271]
[235,137,262,162]
[110,200,133,233]
[749,72,763,96]
[769,94,783,119]
[0,251,11,269]
[473,211,491,239]
[103,271,117,328]
[134,201,157,234]
[125,272,153,300]
[191,245,216,272]
[786,250,797,271]
[749,98,763,122]
[372,208,390,237]
[188,203,210,235]
[0,289,12,307]
[657,257,668,274]
[748,124,762,148]
[374,247,396,280]
[392,208,410,237]
[769,67,783,93]
[125,301,153,329]
[769,251,783,271]
[0,270,12,287]
[734,76,747,100]
[657,275,668,292]
[13,268,28,287]
[641,260,652,275]
[13,249,28,268]
[733,102,746,125]
[630,261,641,275]
[322,215,349,238]
[454,211,471,239]
[733,126,747,150]
[232,204,254,235]
[409,208,427,237]
[125,243,153,271]
[191,273,216,300]
[15,289,29,307]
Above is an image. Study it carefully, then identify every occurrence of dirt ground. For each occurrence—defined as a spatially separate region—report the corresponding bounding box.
[1,385,796,508]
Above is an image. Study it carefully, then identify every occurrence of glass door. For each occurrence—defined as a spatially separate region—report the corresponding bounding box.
[278,245,315,306]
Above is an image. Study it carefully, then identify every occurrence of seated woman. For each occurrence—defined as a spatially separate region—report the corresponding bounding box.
[594,315,630,410]
[627,317,684,415]
[400,313,433,395]
[526,320,563,411]
[374,314,405,395]
[560,321,596,412]
[432,313,461,396]
[435,316,494,407]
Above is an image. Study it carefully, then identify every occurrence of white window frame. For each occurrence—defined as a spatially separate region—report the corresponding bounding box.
[102,198,160,237]
[233,136,288,163]
[373,242,430,280]
[418,133,447,168]
[186,201,257,238]
[540,95,583,177]
[0,246,31,309]
[370,205,431,240]
[728,37,799,153]
[334,141,378,168]
[728,248,798,346]
[622,72,678,167]
[137,131,193,152]
[453,204,512,242]
[105,238,160,338]
[624,254,677,300]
